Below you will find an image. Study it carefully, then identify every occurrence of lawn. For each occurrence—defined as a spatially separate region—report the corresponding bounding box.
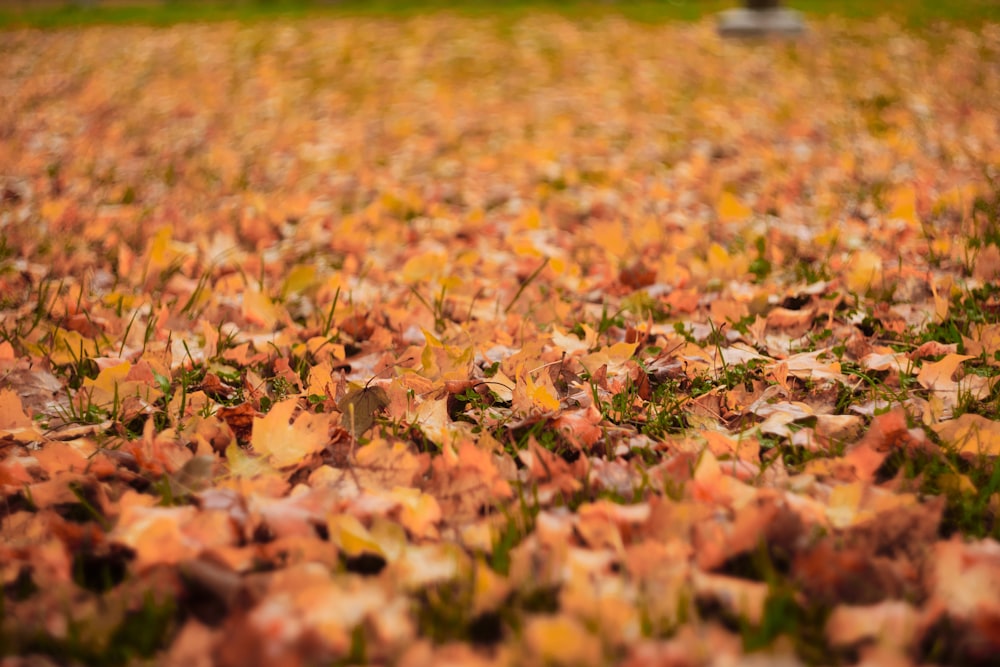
[1,2,1000,666]
[0,0,998,27]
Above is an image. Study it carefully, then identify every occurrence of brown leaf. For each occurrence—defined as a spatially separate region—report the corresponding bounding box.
[338,384,389,439]
[217,403,259,444]
[619,261,656,289]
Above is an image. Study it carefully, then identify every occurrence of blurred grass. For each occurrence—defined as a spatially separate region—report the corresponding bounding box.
[0,0,997,29]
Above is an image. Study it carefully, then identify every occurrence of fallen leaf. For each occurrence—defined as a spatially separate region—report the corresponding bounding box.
[251,399,333,468]
[338,384,389,439]
[826,600,919,650]
[932,413,1000,458]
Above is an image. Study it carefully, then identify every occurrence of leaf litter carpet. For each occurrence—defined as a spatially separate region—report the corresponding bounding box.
[1,15,1000,667]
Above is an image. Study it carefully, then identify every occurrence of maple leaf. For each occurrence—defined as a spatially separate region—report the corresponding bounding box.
[932,414,1000,458]
[579,341,638,378]
[550,324,597,354]
[511,370,561,415]
[387,486,442,539]
[425,440,512,523]
[0,388,34,430]
[779,348,847,384]
[312,438,428,495]
[917,353,973,391]
[551,404,603,449]
[918,353,996,419]
[964,323,1000,367]
[419,329,473,381]
[110,490,238,571]
[81,360,164,411]
[0,388,44,442]
[250,399,333,469]
[518,438,585,503]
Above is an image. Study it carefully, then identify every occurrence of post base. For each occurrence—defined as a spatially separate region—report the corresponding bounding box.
[717,8,807,38]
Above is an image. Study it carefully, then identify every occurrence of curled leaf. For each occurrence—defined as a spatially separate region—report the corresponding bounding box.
[338,385,390,439]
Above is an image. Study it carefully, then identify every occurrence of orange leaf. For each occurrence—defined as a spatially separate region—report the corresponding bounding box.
[917,353,973,392]
[933,414,1000,458]
[251,399,333,468]
[0,388,34,430]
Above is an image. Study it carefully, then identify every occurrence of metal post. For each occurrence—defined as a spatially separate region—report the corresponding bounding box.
[717,1,806,38]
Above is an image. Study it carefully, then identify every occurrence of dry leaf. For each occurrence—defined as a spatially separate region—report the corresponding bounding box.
[251,399,333,468]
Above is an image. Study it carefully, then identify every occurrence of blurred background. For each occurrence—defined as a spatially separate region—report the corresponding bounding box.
[0,1,996,28]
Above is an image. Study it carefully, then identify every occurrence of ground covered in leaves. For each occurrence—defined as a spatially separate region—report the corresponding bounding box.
[2,14,1000,667]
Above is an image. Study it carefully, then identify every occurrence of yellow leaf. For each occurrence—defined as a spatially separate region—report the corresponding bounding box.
[579,341,638,376]
[145,224,175,274]
[591,220,628,258]
[101,291,138,310]
[932,414,1000,457]
[517,205,542,230]
[412,396,451,434]
[513,372,560,415]
[368,517,407,561]
[827,482,869,528]
[46,328,100,366]
[706,242,730,274]
[473,558,512,614]
[512,236,544,259]
[81,361,131,406]
[83,361,163,408]
[40,198,69,223]
[401,251,446,284]
[225,443,278,478]
[251,399,332,468]
[528,373,561,412]
[524,615,601,667]
[716,191,752,222]
[281,264,317,297]
[887,184,918,224]
[329,514,383,557]
[938,472,977,495]
[933,184,978,217]
[419,329,473,381]
[305,360,335,397]
[931,279,951,322]
[242,287,281,330]
[845,250,883,294]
